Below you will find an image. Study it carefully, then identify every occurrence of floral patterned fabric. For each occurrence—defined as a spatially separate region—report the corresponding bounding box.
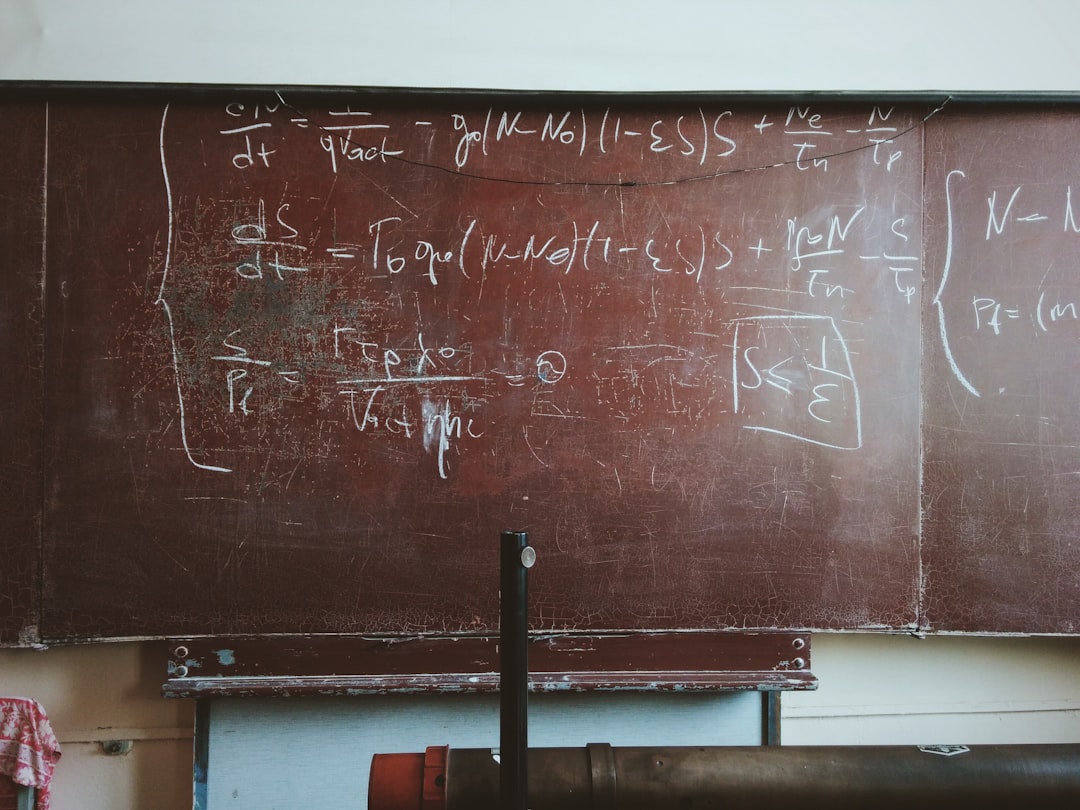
[0,698,61,810]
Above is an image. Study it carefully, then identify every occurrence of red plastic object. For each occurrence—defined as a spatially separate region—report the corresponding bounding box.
[369,746,447,810]
[422,745,449,810]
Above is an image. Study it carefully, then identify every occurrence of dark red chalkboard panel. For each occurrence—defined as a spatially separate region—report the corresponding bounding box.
[923,108,1080,633]
[36,91,924,639]
[0,101,45,645]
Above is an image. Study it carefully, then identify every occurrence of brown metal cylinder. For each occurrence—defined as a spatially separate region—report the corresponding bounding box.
[371,743,1080,810]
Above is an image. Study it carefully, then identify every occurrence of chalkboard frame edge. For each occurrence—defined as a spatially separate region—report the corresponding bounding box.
[8,79,1080,107]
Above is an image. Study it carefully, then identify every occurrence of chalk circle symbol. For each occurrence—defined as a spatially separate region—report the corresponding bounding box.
[536,350,567,384]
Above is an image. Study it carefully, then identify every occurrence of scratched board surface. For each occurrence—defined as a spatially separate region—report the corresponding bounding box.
[35,91,929,639]
[0,101,45,645]
[922,108,1080,633]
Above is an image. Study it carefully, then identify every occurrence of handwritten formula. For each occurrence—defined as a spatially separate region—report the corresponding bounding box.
[157,95,925,481]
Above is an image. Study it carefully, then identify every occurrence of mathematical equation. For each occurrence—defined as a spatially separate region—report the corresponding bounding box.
[213,95,916,180]
[935,172,1080,398]
[156,99,925,477]
[226,196,917,299]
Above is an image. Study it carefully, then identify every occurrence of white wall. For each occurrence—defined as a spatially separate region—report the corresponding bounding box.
[2,3,1079,808]
[783,634,1080,745]
[3,0,1080,92]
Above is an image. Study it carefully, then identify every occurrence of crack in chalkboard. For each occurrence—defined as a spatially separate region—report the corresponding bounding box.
[272,92,952,190]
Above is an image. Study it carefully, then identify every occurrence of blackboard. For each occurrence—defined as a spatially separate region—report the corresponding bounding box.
[0,100,45,645]
[923,107,1080,633]
[1,87,1076,644]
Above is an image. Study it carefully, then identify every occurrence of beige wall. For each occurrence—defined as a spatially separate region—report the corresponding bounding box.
[0,642,193,810]
[782,634,1080,745]
[2,634,1079,809]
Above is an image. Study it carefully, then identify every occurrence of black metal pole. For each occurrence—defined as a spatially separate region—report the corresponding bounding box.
[500,531,532,810]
